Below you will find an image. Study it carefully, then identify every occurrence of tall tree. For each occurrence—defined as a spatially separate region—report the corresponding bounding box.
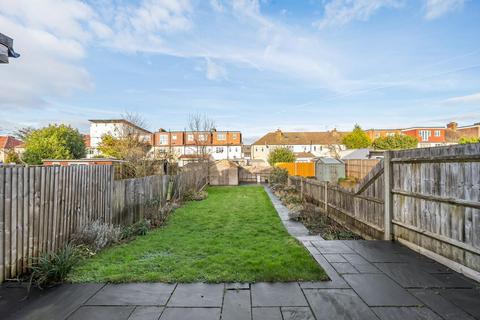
[342,125,371,149]
[268,147,296,166]
[22,124,86,164]
[372,134,418,150]
[188,113,216,163]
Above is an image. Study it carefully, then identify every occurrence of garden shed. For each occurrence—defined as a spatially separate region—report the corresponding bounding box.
[314,157,345,183]
[209,160,239,186]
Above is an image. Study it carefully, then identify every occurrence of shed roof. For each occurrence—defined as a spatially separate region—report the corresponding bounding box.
[315,157,343,164]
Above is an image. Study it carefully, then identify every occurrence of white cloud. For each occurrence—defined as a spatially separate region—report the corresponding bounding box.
[443,92,480,105]
[314,0,403,29]
[424,0,466,20]
[0,0,112,108]
[210,0,225,12]
[205,58,227,80]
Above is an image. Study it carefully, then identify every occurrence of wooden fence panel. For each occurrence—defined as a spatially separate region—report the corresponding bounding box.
[344,159,380,180]
[0,165,208,282]
[276,162,315,177]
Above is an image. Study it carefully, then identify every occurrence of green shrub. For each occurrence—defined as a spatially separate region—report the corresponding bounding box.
[30,243,79,288]
[268,147,295,166]
[121,219,151,239]
[342,124,371,149]
[183,190,208,201]
[269,167,288,185]
[372,134,418,150]
[459,137,480,144]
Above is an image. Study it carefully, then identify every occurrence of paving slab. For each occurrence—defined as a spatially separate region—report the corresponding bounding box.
[342,253,381,273]
[225,283,249,290]
[409,289,475,320]
[160,307,221,320]
[343,241,407,263]
[371,307,443,320]
[353,263,380,273]
[331,262,359,274]
[439,289,480,319]
[304,289,378,320]
[252,307,282,320]
[251,283,308,307]
[374,263,445,288]
[323,254,347,263]
[128,306,164,320]
[10,284,104,320]
[221,289,251,320]
[343,274,420,306]
[299,280,350,289]
[431,273,475,288]
[87,283,175,306]
[312,240,355,254]
[168,283,224,307]
[68,306,134,320]
[281,307,315,320]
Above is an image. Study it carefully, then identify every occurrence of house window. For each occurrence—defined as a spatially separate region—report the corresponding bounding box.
[217,133,226,140]
[187,134,194,142]
[159,135,168,145]
[172,134,177,140]
[434,130,441,137]
[199,134,206,141]
[313,146,316,151]
[387,132,395,137]
[232,133,238,139]
[375,133,380,138]
[419,130,431,142]
[216,147,224,153]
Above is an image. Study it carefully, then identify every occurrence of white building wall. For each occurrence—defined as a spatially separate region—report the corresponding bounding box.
[251,144,340,163]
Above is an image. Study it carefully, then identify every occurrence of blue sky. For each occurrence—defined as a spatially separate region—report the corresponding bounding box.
[1,0,479,143]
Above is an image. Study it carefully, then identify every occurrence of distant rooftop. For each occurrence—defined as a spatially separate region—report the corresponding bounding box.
[89,119,151,134]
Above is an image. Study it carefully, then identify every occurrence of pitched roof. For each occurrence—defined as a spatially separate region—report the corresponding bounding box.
[294,152,315,158]
[0,136,23,149]
[252,130,347,146]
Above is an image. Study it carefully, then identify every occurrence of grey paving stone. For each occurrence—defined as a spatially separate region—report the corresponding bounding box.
[324,254,347,263]
[281,307,315,320]
[354,263,380,273]
[342,253,380,273]
[68,306,134,320]
[343,241,407,262]
[252,307,282,320]
[251,283,308,307]
[128,307,164,320]
[372,307,442,320]
[160,307,221,320]
[312,241,355,254]
[87,283,175,306]
[410,289,475,320]
[11,284,104,320]
[221,289,251,320]
[431,273,475,288]
[225,283,250,290]
[374,263,445,288]
[439,289,480,319]
[343,274,420,306]
[168,283,224,307]
[299,279,350,289]
[331,262,358,274]
[304,289,378,320]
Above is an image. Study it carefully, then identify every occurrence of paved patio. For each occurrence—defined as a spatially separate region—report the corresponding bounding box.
[1,187,479,319]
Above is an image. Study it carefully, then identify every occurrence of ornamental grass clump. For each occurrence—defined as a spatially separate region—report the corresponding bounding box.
[121,219,151,239]
[30,243,80,288]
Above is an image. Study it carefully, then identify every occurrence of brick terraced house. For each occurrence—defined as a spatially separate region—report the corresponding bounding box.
[152,129,242,165]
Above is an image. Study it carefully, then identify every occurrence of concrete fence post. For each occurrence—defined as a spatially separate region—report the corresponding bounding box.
[383,151,393,241]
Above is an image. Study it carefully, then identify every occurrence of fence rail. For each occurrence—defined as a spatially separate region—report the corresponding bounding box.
[289,143,480,281]
[0,165,206,283]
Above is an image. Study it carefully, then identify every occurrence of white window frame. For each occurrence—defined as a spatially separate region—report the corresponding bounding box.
[434,130,441,137]
[217,133,226,140]
[216,147,224,153]
[187,134,194,142]
[159,135,168,145]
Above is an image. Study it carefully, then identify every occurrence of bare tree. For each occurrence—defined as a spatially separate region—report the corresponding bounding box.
[188,113,215,164]
[13,126,35,141]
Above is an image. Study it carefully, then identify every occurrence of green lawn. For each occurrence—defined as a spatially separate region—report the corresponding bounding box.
[69,185,327,283]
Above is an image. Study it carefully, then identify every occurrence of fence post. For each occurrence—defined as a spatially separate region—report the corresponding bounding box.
[324,181,328,213]
[383,151,393,241]
[300,177,304,200]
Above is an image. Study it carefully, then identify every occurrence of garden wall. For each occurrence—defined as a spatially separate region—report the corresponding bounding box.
[289,143,480,281]
[0,165,206,283]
